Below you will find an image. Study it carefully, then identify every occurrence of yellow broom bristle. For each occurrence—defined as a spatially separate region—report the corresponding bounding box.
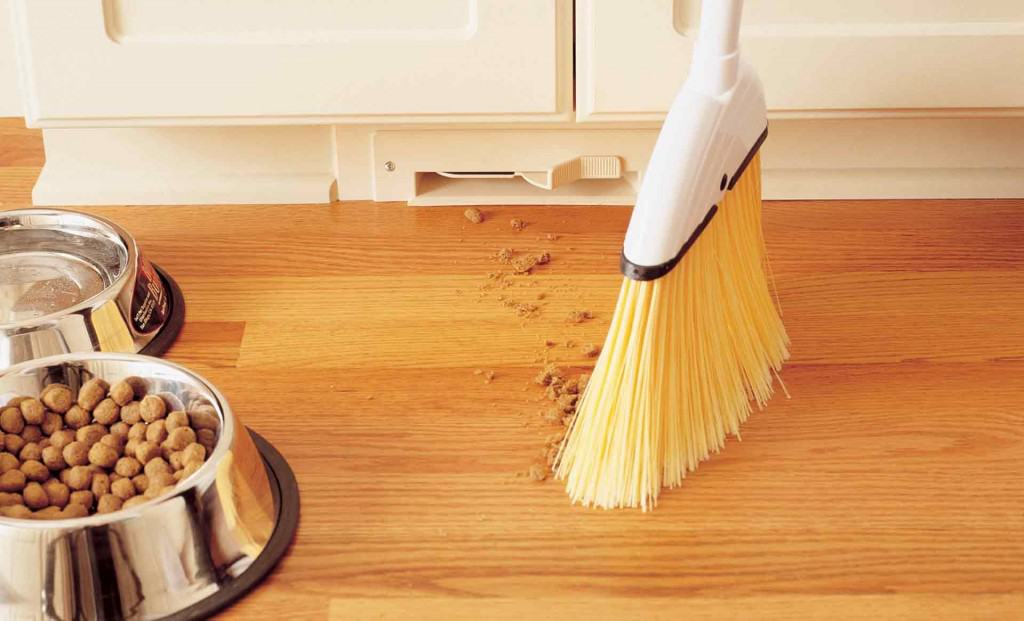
[555,153,789,510]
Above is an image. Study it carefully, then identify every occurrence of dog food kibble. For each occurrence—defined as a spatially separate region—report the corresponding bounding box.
[41,384,73,414]
[464,207,484,224]
[92,399,120,425]
[165,410,189,432]
[43,479,70,508]
[139,395,166,423]
[0,378,218,520]
[77,379,109,411]
[19,399,45,425]
[64,406,90,429]
[19,443,41,462]
[0,469,26,492]
[41,412,63,436]
[0,408,24,434]
[21,460,49,483]
[4,434,24,454]
[88,443,118,469]
[120,401,142,425]
[0,452,18,473]
[97,494,123,514]
[135,441,160,465]
[145,420,168,444]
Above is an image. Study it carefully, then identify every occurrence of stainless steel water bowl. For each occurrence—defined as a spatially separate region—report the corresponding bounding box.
[0,210,182,370]
[0,354,280,620]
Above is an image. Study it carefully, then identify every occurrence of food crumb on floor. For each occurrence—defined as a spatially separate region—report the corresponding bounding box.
[567,310,593,323]
[464,207,484,224]
[528,464,547,481]
[581,343,601,358]
[510,218,526,231]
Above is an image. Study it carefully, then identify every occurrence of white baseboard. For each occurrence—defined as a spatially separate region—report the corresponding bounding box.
[31,117,1024,205]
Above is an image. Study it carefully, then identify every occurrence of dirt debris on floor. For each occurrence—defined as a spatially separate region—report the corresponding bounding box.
[464,208,484,224]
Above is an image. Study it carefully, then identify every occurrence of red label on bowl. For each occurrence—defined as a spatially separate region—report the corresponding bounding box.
[131,255,169,334]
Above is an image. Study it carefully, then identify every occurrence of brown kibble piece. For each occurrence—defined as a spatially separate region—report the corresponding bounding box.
[463,207,484,224]
[145,420,168,444]
[0,469,27,492]
[122,496,147,509]
[61,504,89,519]
[19,399,45,425]
[66,466,93,491]
[92,399,120,426]
[33,506,64,520]
[131,474,149,494]
[178,461,202,482]
[510,218,526,231]
[165,411,189,432]
[120,401,142,425]
[144,457,171,479]
[49,430,75,451]
[88,443,118,469]
[114,457,142,478]
[188,408,219,431]
[78,378,110,411]
[76,424,106,447]
[91,473,111,498]
[169,451,184,471]
[581,343,601,358]
[0,452,18,473]
[69,490,94,508]
[43,480,70,508]
[5,433,25,455]
[123,438,140,460]
[109,380,136,406]
[110,478,136,501]
[109,422,130,439]
[181,443,205,466]
[135,441,160,464]
[196,429,217,452]
[64,405,91,429]
[527,464,547,481]
[22,482,48,510]
[63,442,89,467]
[19,442,42,462]
[21,425,42,443]
[97,494,124,514]
[2,504,31,519]
[127,423,147,441]
[0,491,21,507]
[140,395,166,423]
[41,384,73,414]
[100,434,125,454]
[20,460,49,483]
[40,412,63,436]
[0,407,24,434]
[164,427,196,451]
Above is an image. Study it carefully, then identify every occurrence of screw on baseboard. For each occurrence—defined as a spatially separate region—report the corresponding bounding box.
[384,161,396,172]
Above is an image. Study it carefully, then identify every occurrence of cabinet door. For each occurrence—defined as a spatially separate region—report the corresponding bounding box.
[577,0,1024,121]
[12,0,572,126]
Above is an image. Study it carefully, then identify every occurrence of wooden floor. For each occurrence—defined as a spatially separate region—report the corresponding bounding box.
[1,119,1022,620]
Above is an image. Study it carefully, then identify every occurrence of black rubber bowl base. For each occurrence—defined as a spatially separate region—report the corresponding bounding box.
[163,430,300,621]
[139,263,186,358]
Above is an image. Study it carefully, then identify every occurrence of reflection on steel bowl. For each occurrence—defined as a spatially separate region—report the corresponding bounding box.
[0,353,288,620]
[0,209,183,370]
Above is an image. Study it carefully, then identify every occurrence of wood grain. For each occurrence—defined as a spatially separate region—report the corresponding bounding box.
[1,118,1022,620]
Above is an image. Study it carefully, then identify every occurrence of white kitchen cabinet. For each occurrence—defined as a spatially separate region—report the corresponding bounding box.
[12,0,573,126]
[577,0,1024,121]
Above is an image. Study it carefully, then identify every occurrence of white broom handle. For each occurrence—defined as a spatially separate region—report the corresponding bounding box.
[690,0,744,96]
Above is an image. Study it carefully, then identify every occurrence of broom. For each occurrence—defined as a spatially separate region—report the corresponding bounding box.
[555,0,789,510]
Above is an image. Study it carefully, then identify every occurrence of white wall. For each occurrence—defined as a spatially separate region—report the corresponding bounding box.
[0,0,23,116]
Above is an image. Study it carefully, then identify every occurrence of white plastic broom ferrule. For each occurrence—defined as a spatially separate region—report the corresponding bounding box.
[621,0,767,280]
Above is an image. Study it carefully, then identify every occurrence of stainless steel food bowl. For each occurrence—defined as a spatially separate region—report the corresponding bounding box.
[0,353,299,620]
[0,210,185,370]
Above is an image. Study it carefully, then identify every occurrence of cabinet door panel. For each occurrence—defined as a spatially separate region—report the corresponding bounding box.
[578,0,1024,121]
[13,0,572,126]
